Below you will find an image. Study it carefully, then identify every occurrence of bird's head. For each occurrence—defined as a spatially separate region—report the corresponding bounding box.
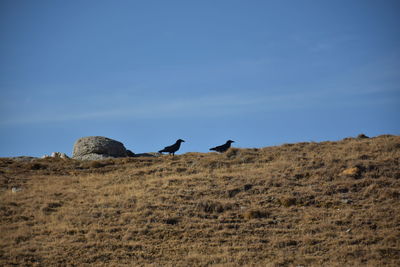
[177,139,185,143]
[227,140,235,143]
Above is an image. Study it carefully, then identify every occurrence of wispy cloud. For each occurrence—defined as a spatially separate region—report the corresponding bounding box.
[1,87,387,126]
[0,94,248,125]
[2,53,399,129]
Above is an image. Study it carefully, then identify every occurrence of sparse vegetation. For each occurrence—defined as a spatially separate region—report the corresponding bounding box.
[1,135,400,266]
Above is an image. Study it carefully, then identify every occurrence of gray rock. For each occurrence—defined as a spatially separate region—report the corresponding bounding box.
[72,136,129,160]
[42,152,70,159]
[76,153,115,161]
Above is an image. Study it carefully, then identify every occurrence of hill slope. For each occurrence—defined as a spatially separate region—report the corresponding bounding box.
[1,135,400,266]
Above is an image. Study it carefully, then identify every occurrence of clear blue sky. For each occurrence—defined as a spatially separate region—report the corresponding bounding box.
[1,0,399,157]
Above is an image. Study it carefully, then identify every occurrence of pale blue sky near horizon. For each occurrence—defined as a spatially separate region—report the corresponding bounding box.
[1,0,399,157]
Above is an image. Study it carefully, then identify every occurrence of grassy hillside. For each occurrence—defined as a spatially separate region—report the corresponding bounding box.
[1,135,400,266]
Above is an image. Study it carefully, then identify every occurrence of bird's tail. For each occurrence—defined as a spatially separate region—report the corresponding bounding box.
[209,148,216,151]
[158,149,165,153]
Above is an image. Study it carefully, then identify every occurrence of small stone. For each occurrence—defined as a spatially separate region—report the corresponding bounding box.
[341,199,352,204]
[51,152,70,159]
[11,187,22,193]
[341,167,361,178]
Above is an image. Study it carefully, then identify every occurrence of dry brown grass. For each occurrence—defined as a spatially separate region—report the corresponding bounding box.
[1,134,400,266]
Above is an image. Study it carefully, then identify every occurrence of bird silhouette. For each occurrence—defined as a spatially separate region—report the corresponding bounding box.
[210,140,235,153]
[158,139,185,155]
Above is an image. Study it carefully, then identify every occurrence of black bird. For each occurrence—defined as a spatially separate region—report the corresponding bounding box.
[158,139,185,155]
[210,140,235,153]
